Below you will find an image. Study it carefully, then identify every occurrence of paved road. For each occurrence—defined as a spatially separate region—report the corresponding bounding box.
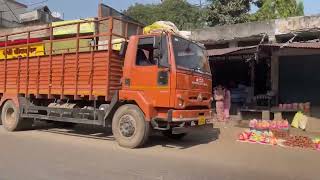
[0,123,318,180]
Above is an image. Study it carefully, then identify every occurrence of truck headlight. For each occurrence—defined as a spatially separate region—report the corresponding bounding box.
[177,95,185,108]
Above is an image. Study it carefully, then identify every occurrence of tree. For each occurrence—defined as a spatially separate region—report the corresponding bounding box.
[251,0,304,21]
[124,0,204,30]
[124,3,158,27]
[206,0,252,26]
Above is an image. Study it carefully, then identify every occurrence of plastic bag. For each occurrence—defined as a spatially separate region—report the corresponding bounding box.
[292,111,308,129]
[292,112,302,128]
[298,113,308,130]
[143,21,179,35]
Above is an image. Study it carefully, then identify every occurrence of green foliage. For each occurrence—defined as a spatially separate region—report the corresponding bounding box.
[124,0,204,30]
[124,0,305,29]
[251,0,305,21]
[206,0,252,26]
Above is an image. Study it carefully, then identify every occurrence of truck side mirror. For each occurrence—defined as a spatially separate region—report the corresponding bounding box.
[119,41,128,58]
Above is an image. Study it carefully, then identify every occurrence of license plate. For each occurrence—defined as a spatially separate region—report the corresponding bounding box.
[198,116,206,126]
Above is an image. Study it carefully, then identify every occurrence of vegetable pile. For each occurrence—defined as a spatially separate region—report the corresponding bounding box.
[283,136,315,149]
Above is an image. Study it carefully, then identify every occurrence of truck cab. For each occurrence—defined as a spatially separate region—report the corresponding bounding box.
[118,33,213,142]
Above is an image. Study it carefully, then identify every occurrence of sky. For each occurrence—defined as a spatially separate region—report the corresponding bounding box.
[19,0,320,20]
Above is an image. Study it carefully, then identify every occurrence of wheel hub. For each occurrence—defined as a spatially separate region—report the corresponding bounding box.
[119,115,136,138]
[5,108,16,127]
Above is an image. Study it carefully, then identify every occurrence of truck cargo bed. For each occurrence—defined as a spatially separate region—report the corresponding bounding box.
[0,50,123,101]
[0,17,143,101]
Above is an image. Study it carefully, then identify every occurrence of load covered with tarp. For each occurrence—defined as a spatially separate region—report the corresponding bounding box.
[143,21,179,34]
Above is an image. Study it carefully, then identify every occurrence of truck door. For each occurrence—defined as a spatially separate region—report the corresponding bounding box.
[128,36,171,107]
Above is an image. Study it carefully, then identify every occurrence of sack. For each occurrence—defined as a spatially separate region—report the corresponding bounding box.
[292,112,302,128]
[143,21,179,35]
[292,111,308,129]
[298,113,308,130]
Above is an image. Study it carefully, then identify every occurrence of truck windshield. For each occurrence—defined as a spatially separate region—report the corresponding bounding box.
[172,36,211,74]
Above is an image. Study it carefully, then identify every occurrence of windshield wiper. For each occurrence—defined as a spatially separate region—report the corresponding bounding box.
[191,66,202,73]
[190,66,211,75]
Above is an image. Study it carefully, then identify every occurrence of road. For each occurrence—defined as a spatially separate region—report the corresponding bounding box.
[0,123,319,180]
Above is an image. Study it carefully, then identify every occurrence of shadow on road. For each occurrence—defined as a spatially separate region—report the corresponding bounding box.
[31,122,220,149]
[35,123,115,141]
[146,128,220,149]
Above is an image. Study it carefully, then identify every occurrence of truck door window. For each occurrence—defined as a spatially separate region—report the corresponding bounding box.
[136,36,168,66]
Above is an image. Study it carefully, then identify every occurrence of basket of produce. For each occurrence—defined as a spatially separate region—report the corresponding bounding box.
[283,136,315,149]
[270,129,290,139]
[249,119,270,131]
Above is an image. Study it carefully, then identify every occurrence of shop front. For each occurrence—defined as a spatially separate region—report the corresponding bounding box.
[208,42,320,123]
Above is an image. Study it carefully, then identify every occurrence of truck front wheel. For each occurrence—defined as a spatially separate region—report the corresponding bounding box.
[1,100,33,131]
[112,104,150,148]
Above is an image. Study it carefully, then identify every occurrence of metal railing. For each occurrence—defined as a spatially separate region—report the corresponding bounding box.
[0,16,144,97]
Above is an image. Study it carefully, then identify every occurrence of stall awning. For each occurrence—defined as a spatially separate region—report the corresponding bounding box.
[207,46,257,57]
[260,42,320,49]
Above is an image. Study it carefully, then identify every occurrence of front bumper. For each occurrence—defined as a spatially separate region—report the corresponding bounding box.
[168,109,213,123]
[172,123,214,134]
[152,109,214,131]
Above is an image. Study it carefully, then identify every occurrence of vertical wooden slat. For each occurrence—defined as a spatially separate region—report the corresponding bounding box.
[75,22,80,99]
[125,22,128,39]
[4,35,8,93]
[17,57,21,94]
[106,17,113,101]
[26,31,30,97]
[36,56,40,97]
[60,53,65,99]
[89,50,94,100]
[48,25,53,98]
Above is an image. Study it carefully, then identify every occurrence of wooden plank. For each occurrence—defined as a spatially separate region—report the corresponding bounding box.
[4,35,8,93]
[48,25,53,99]
[17,57,21,94]
[61,53,65,99]
[26,32,30,97]
[89,50,94,100]
[75,23,80,100]
[106,17,113,101]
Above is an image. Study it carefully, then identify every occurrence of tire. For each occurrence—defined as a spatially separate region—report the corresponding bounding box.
[162,130,187,140]
[1,100,33,131]
[112,104,150,148]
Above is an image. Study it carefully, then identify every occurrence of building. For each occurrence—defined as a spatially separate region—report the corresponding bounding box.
[0,0,61,29]
[0,0,27,28]
[19,5,62,26]
[191,15,320,49]
[191,16,320,124]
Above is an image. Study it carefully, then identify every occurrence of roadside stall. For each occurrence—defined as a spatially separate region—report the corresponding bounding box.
[207,46,273,117]
[208,42,320,125]
[259,43,320,119]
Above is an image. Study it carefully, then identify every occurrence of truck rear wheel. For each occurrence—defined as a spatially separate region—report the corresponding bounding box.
[112,104,150,148]
[1,100,33,131]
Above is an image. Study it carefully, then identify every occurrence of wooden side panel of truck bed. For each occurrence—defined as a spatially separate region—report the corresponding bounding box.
[0,50,123,101]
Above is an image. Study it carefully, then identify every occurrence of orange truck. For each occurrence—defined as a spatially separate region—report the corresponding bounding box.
[0,17,213,148]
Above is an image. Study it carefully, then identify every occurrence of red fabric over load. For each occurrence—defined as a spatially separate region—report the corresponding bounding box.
[0,38,43,47]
